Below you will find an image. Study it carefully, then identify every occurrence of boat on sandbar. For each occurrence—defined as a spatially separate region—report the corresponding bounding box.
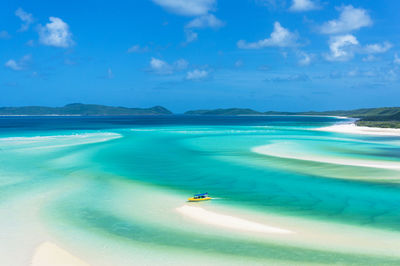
[188,193,211,202]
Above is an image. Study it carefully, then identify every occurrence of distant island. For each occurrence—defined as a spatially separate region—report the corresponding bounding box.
[185,107,400,128]
[0,103,172,116]
[1,104,399,128]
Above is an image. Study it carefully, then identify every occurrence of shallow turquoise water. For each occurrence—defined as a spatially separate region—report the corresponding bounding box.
[95,126,400,229]
[1,116,400,265]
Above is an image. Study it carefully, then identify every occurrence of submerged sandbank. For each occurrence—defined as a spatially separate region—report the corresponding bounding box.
[32,242,90,266]
[315,123,400,136]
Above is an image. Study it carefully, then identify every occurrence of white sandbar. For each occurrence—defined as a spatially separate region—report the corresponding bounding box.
[252,144,400,170]
[176,205,293,234]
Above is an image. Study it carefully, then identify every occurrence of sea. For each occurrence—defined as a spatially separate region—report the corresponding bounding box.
[1,115,400,265]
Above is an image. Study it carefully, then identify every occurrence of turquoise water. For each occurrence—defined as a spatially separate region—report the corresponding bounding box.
[1,116,400,265]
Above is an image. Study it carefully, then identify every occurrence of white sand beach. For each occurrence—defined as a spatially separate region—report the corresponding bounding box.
[315,123,400,136]
[31,242,90,266]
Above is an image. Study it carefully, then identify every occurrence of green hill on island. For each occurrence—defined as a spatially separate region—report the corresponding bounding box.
[297,107,400,117]
[185,107,400,118]
[0,103,172,116]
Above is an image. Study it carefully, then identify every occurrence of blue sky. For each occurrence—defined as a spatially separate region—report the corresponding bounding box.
[1,0,399,112]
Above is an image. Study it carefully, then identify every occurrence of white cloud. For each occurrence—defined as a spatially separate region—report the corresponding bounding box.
[385,69,399,81]
[186,69,208,80]
[185,29,198,43]
[4,54,31,71]
[128,45,140,53]
[127,44,149,53]
[15,8,34,32]
[5,60,21,71]
[347,69,358,77]
[325,39,391,62]
[174,58,189,70]
[151,0,215,16]
[395,53,400,65]
[150,57,172,74]
[237,22,298,49]
[39,17,74,48]
[363,42,392,54]
[149,58,189,74]
[345,68,376,78]
[0,30,11,39]
[297,51,313,66]
[362,55,376,62]
[289,0,319,12]
[320,5,372,34]
[186,14,224,29]
[325,34,359,61]
[152,1,222,44]
[184,14,224,43]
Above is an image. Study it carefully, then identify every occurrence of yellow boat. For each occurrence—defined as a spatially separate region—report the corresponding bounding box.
[188,193,211,202]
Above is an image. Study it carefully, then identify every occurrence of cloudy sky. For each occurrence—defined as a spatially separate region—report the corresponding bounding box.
[1,0,399,112]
